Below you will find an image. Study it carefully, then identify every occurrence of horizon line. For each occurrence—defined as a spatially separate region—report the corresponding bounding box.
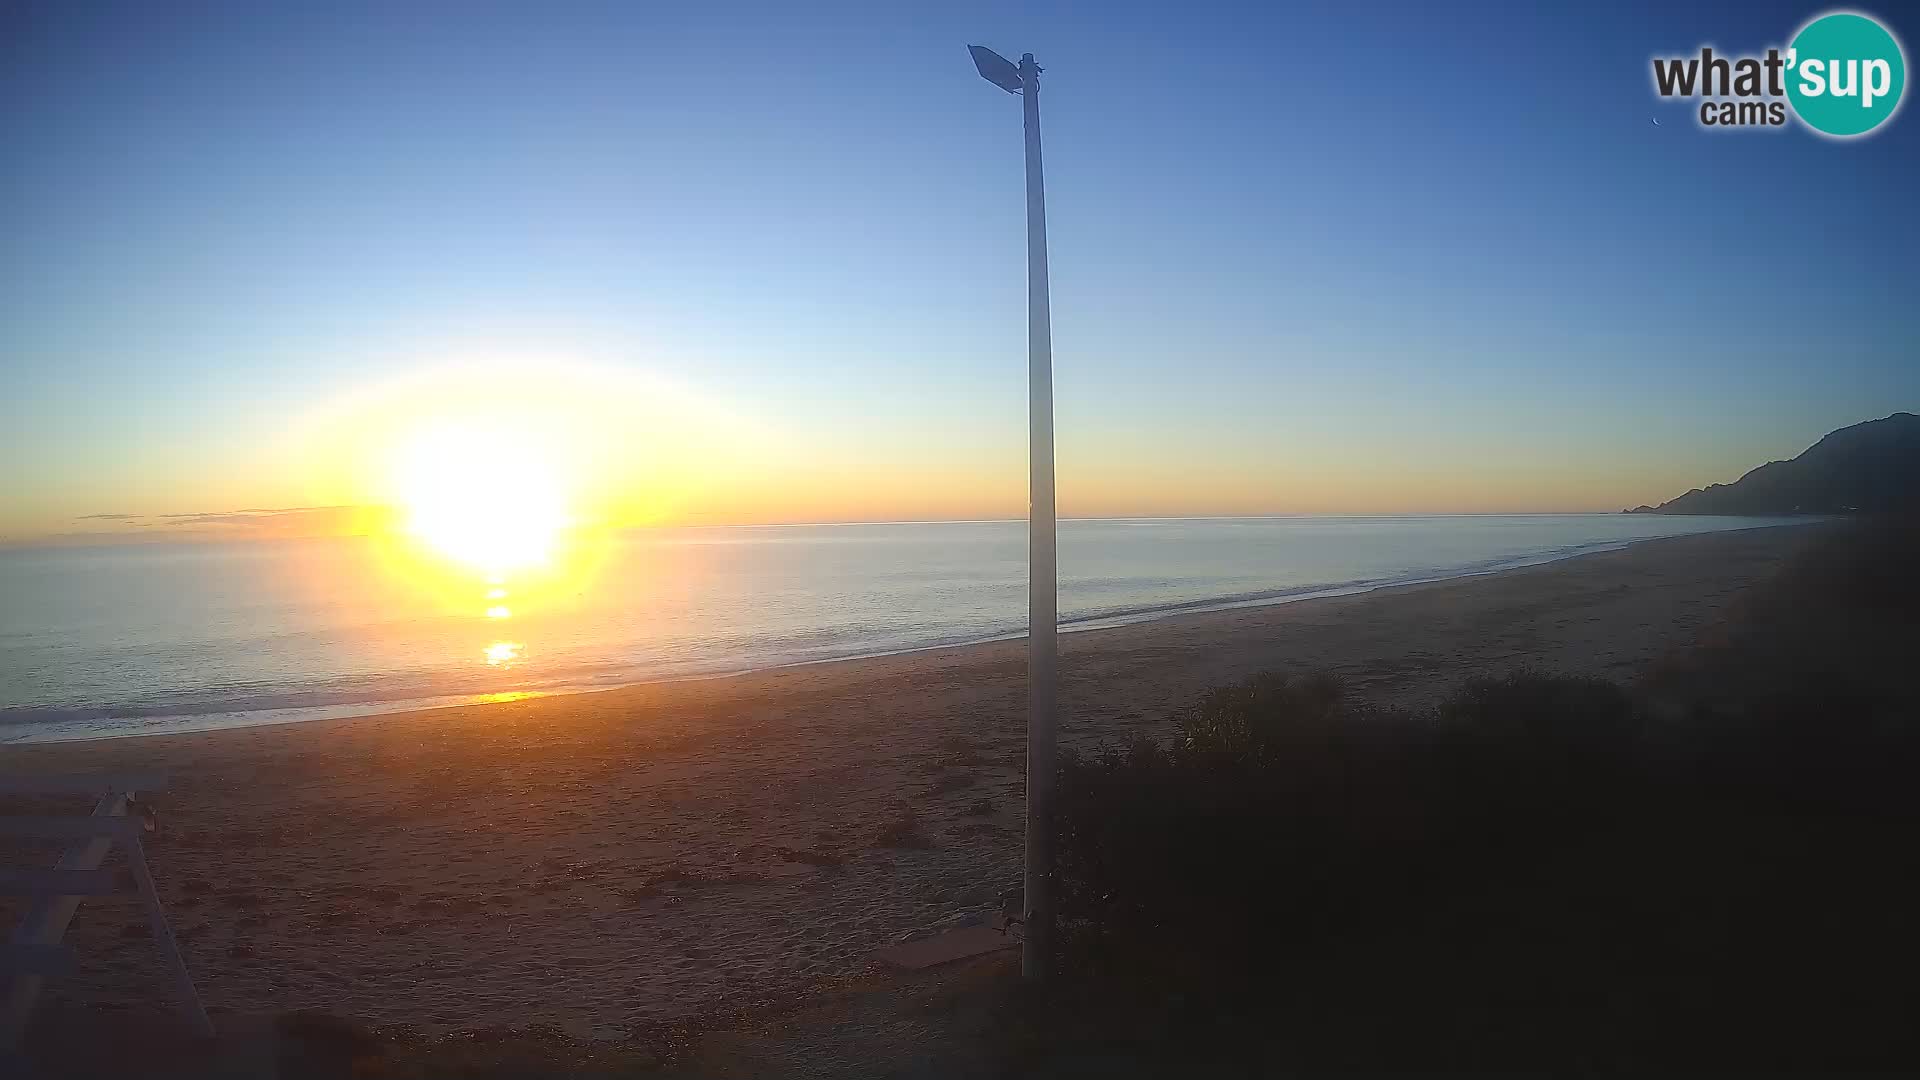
[2,508,1717,550]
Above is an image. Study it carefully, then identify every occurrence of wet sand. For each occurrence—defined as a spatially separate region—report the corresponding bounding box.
[0,524,1818,1038]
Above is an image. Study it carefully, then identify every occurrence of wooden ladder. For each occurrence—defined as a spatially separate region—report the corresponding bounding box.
[1,772,211,1049]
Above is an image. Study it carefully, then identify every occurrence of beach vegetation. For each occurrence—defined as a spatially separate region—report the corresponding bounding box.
[1035,520,1920,1070]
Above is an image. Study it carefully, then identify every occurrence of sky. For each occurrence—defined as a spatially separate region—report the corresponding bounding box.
[2,0,1916,542]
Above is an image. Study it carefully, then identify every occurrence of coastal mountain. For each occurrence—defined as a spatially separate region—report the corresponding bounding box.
[1627,412,1920,515]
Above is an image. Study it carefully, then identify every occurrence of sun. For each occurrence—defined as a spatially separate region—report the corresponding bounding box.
[391,418,571,575]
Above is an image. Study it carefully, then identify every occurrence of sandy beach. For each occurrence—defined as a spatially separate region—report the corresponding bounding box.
[1,525,1818,1039]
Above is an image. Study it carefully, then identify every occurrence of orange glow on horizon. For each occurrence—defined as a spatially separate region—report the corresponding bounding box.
[285,356,786,542]
[6,351,1761,548]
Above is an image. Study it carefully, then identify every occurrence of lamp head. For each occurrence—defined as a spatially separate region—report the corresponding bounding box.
[969,45,1024,95]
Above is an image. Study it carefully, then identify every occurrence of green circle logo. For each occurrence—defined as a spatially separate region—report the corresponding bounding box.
[1786,12,1907,137]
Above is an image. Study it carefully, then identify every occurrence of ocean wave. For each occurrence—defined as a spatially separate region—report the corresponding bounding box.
[2,518,1808,743]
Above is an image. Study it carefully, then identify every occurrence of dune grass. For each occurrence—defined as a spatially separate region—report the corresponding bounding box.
[1014,519,1920,1072]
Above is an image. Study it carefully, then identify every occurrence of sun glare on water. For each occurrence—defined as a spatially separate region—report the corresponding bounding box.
[334,367,680,673]
[379,414,613,671]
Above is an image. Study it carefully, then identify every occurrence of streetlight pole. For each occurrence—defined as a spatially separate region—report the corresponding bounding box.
[970,44,1056,980]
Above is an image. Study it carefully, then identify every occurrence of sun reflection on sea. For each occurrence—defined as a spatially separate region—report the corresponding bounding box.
[473,690,544,705]
[346,407,627,682]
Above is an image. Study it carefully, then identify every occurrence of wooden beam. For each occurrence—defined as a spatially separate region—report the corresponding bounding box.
[122,839,213,1038]
[3,792,131,1048]
[0,946,75,979]
[0,816,147,842]
[0,773,168,796]
[0,869,128,897]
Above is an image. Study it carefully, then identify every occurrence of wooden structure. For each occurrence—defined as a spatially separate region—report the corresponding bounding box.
[1,772,210,1048]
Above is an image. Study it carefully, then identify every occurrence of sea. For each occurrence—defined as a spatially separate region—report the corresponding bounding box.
[0,515,1801,743]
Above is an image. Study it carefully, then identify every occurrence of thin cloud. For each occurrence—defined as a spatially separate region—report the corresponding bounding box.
[50,505,391,542]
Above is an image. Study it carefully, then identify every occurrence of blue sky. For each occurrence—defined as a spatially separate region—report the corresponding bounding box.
[2,0,1915,536]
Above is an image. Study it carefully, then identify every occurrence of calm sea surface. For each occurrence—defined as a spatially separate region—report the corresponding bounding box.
[0,515,1799,743]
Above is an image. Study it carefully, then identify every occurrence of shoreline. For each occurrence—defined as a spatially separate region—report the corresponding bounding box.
[5,520,1819,745]
[1,524,1824,1036]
